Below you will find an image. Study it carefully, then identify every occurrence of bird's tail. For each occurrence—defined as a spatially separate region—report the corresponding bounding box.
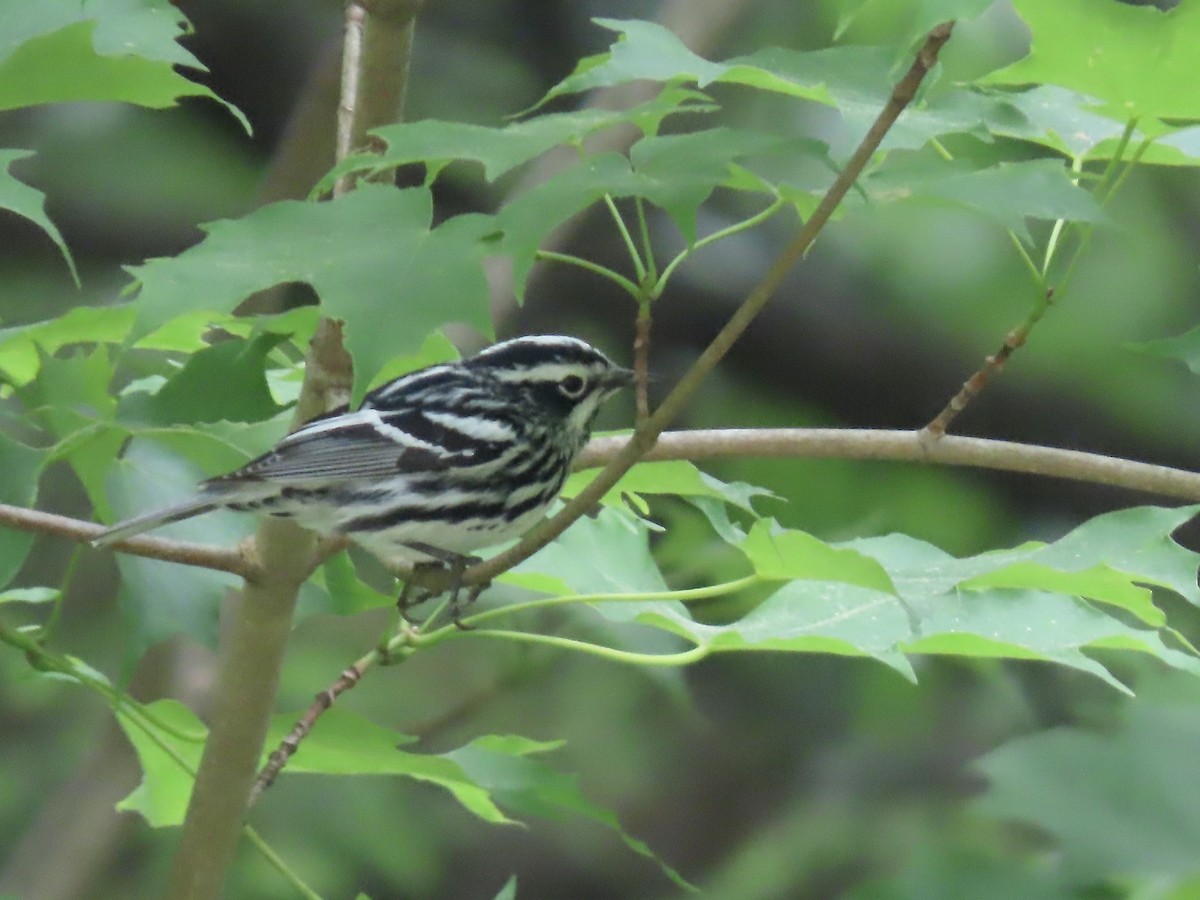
[90,495,223,547]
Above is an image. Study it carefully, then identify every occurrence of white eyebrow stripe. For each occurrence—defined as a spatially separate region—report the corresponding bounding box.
[491,362,597,383]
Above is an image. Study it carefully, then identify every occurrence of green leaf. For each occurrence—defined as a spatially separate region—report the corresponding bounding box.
[496,153,643,299]
[0,2,247,130]
[640,582,918,679]
[1016,505,1200,608]
[563,454,770,517]
[104,439,241,659]
[629,128,798,241]
[0,303,133,386]
[833,0,995,46]
[862,159,1104,243]
[544,19,837,108]
[493,876,518,900]
[318,87,714,193]
[19,347,123,514]
[990,85,1135,162]
[115,699,206,828]
[126,185,494,404]
[0,431,47,589]
[0,149,76,283]
[141,333,290,425]
[629,508,1200,689]
[739,520,898,594]
[961,562,1162,627]
[134,304,321,355]
[271,708,513,824]
[512,506,670,599]
[1132,323,1200,376]
[544,23,1016,158]
[984,0,1200,123]
[975,672,1200,882]
[312,552,394,615]
[364,329,460,393]
[447,735,694,892]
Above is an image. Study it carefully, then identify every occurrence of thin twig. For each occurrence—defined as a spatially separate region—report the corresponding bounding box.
[633,305,651,424]
[921,122,1154,443]
[920,286,1055,442]
[248,661,369,808]
[0,504,259,580]
[463,21,957,587]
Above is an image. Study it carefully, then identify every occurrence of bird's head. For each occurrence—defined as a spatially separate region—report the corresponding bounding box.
[470,335,634,438]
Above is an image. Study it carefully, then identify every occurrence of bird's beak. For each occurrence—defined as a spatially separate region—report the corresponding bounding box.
[606,368,637,391]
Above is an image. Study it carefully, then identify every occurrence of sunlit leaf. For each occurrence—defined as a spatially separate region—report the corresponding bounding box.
[116,699,206,828]
[0,303,133,386]
[564,454,771,516]
[984,0,1200,123]
[740,520,897,594]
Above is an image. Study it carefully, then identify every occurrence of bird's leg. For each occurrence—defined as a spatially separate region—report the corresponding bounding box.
[396,561,443,625]
[399,543,489,630]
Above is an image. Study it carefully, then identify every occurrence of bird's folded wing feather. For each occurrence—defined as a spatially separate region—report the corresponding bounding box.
[208,409,456,484]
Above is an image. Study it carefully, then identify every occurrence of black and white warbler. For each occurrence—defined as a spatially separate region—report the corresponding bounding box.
[94,336,633,587]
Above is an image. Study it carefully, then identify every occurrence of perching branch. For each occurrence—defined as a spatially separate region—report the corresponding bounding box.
[12,427,1200,582]
[579,429,1200,502]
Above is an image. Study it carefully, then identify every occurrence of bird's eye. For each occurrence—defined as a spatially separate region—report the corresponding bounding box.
[558,374,587,398]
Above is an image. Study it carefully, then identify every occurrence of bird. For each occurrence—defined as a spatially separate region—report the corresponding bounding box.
[93,335,634,617]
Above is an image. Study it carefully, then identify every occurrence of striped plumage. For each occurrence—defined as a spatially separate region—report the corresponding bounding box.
[93,335,633,567]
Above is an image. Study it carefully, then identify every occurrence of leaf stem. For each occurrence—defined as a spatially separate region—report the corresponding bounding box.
[635,196,658,282]
[654,198,786,297]
[428,627,712,667]
[536,250,643,299]
[605,194,647,283]
[455,574,763,630]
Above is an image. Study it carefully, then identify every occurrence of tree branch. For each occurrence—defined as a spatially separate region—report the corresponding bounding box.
[335,0,424,195]
[578,429,1200,502]
[165,324,352,899]
[0,504,258,579]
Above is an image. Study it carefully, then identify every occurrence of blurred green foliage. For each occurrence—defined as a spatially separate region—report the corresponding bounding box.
[5,1,1200,899]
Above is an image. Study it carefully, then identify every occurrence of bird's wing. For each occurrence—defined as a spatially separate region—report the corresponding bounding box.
[207,409,457,484]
